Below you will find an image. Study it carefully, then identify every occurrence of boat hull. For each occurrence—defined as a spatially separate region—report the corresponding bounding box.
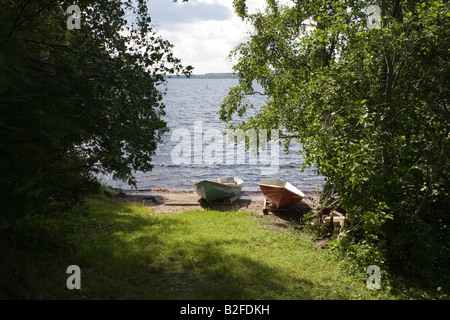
[194,177,243,203]
[258,179,304,208]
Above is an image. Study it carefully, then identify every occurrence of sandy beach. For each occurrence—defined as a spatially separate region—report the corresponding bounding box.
[111,189,320,229]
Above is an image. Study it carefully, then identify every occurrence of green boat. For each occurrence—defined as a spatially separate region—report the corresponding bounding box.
[193,177,244,203]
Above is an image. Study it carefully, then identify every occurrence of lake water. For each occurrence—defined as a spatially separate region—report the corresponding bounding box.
[102,78,325,192]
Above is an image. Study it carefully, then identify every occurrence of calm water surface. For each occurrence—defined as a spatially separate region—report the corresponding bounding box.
[102,78,325,192]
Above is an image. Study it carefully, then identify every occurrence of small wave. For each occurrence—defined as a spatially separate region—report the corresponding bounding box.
[157,163,182,168]
[279,163,298,169]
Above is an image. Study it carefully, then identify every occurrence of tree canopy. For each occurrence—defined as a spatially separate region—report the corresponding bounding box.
[220,0,449,283]
[0,0,192,216]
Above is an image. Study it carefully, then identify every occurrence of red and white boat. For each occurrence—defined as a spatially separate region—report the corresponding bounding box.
[258,179,305,208]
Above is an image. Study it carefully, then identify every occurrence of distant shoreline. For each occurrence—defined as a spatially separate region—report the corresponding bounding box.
[112,187,321,200]
[166,72,238,79]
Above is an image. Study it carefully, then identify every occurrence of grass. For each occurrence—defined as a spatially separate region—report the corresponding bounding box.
[0,194,428,299]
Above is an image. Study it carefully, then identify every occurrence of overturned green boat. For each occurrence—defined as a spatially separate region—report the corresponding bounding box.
[193,177,244,203]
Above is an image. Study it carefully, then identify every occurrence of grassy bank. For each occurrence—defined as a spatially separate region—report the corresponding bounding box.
[0,194,432,299]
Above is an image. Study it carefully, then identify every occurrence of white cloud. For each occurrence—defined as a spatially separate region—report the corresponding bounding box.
[149,0,231,29]
[148,0,296,74]
[158,19,251,74]
[149,0,253,74]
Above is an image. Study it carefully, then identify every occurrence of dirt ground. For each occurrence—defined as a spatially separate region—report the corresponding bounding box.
[112,189,320,230]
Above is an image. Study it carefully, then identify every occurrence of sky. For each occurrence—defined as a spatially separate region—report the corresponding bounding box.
[146,0,270,75]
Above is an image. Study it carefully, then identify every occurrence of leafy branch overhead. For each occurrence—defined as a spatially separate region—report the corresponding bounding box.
[220,0,449,281]
[0,0,192,215]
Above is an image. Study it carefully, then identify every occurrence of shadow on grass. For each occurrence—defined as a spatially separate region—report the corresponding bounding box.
[198,197,253,212]
[1,196,337,299]
[66,237,323,300]
[149,239,319,300]
[0,197,173,299]
[270,201,312,222]
[66,211,332,299]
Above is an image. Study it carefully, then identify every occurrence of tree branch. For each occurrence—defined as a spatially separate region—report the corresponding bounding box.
[244,91,266,96]
[6,0,31,39]
[23,38,71,49]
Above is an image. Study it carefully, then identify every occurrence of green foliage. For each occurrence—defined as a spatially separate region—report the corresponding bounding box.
[1,194,400,299]
[0,1,192,216]
[221,0,449,287]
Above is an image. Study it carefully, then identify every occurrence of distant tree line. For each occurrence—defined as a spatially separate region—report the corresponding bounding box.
[167,73,239,79]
